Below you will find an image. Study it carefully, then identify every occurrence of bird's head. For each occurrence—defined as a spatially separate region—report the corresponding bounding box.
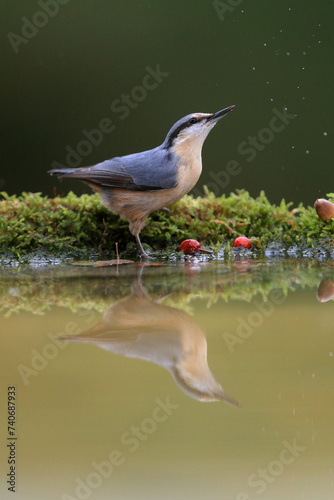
[163,105,235,150]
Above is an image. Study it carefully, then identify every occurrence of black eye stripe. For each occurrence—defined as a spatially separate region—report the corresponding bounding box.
[165,122,192,147]
[164,116,204,148]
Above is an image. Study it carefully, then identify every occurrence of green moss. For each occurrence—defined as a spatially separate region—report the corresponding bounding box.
[1,189,334,257]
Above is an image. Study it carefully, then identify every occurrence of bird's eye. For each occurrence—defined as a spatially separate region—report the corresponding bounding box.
[188,117,198,125]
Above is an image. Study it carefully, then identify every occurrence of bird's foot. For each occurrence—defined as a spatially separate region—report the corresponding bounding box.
[140,251,151,260]
[135,235,151,260]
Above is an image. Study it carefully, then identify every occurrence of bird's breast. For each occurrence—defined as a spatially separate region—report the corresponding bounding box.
[172,142,203,196]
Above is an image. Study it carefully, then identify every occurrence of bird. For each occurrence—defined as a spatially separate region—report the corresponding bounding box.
[48,105,235,258]
[60,276,240,405]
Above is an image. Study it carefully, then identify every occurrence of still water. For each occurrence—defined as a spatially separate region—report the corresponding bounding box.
[1,259,333,499]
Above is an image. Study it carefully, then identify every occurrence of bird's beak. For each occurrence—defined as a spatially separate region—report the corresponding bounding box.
[208,105,235,122]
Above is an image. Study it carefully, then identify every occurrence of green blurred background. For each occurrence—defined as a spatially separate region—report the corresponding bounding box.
[1,0,333,205]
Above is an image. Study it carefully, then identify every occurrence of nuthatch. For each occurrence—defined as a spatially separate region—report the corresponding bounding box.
[49,105,235,258]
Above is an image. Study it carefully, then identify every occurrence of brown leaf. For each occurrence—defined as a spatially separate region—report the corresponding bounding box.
[70,259,134,267]
[93,259,134,267]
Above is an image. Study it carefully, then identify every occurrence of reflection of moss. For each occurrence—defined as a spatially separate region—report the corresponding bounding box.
[0,260,332,316]
[1,189,334,257]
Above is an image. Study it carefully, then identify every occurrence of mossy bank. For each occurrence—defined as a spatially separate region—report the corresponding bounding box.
[1,189,334,260]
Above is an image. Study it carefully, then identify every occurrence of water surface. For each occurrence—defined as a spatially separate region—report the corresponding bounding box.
[1,259,333,499]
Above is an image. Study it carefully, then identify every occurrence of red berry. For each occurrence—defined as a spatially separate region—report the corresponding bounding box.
[233,236,251,249]
[177,239,201,254]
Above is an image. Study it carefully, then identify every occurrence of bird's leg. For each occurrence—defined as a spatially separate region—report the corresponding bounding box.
[160,207,170,214]
[135,234,150,260]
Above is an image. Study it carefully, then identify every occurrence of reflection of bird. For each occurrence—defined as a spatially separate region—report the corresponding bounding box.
[49,106,234,258]
[63,278,239,406]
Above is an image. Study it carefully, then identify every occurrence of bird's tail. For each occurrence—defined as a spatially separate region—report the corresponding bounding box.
[48,168,76,177]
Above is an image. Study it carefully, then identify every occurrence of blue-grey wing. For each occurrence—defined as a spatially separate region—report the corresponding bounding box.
[51,148,178,191]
